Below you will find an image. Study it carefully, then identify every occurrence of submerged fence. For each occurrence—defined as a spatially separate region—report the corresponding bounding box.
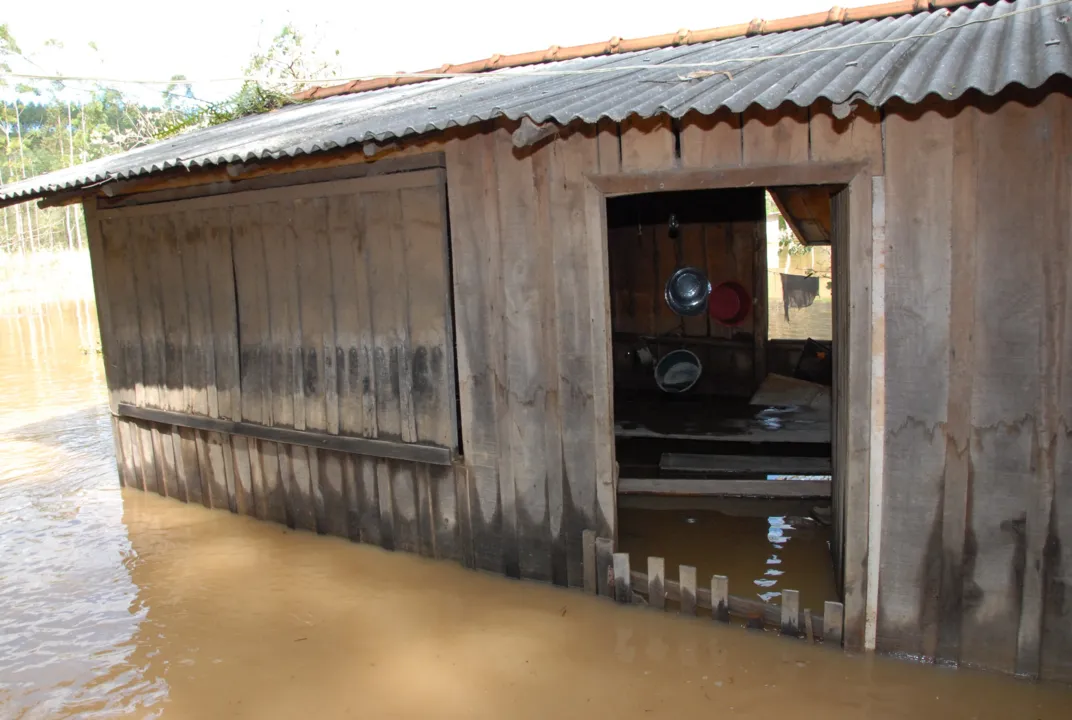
[581,530,844,645]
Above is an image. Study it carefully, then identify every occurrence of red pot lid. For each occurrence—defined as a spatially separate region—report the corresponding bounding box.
[708,281,751,326]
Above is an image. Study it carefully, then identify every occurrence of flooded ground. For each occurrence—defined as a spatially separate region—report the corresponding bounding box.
[2,299,1071,719]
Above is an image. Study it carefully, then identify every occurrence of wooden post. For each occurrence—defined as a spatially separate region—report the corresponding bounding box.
[613,553,632,604]
[648,557,665,610]
[824,601,844,647]
[582,530,597,594]
[781,589,801,637]
[596,537,614,598]
[679,565,697,615]
[711,575,730,623]
[804,608,815,644]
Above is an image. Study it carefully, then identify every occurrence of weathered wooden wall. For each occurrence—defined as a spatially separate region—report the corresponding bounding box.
[91,166,467,562]
[606,188,764,397]
[879,89,1072,681]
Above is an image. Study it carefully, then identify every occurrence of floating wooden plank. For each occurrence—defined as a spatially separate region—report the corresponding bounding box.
[680,565,697,616]
[660,453,832,475]
[648,557,665,610]
[595,537,614,598]
[618,478,831,499]
[824,601,844,647]
[582,530,597,594]
[781,589,801,637]
[712,575,730,623]
[116,404,453,465]
[613,553,632,604]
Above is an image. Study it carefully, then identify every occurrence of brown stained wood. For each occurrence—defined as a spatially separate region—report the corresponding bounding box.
[318,451,349,538]
[881,107,953,661]
[84,202,120,413]
[294,197,332,433]
[781,589,802,637]
[613,553,632,604]
[174,427,201,505]
[152,425,176,498]
[582,530,597,593]
[327,194,365,438]
[620,115,676,172]
[231,436,254,516]
[589,163,864,199]
[633,225,657,336]
[155,214,191,413]
[679,565,697,615]
[97,151,445,210]
[679,110,743,169]
[288,445,317,532]
[232,203,271,426]
[494,128,553,583]
[595,536,614,598]
[712,575,730,623]
[824,601,844,647]
[550,129,603,587]
[809,102,884,175]
[742,104,809,166]
[376,459,396,550]
[114,418,138,489]
[178,211,213,418]
[443,133,506,574]
[205,208,240,421]
[648,557,665,610]
[100,217,141,407]
[400,180,455,448]
[937,104,977,665]
[596,119,621,175]
[259,441,287,525]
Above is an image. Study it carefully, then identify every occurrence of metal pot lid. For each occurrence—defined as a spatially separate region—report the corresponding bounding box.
[665,267,711,317]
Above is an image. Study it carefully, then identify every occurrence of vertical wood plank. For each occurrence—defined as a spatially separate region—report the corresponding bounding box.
[153,423,177,498]
[205,207,239,421]
[341,454,362,541]
[318,450,348,538]
[327,193,366,437]
[443,132,508,575]
[84,201,120,413]
[613,553,631,604]
[134,420,158,494]
[249,438,269,520]
[742,105,809,165]
[550,128,602,587]
[296,197,331,434]
[156,213,190,413]
[825,601,845,647]
[376,459,396,550]
[287,445,317,532]
[679,110,743,168]
[648,557,665,610]
[679,565,697,616]
[230,436,254,516]
[192,430,212,508]
[595,537,614,598]
[173,427,200,504]
[100,217,140,408]
[809,102,885,175]
[131,216,166,410]
[781,589,801,637]
[582,529,597,594]
[114,417,138,488]
[805,610,815,644]
[712,575,730,623]
[620,115,676,171]
[452,464,473,567]
[365,192,404,441]
[179,210,214,420]
[202,431,230,510]
[429,464,459,561]
[258,439,287,525]
[356,456,382,545]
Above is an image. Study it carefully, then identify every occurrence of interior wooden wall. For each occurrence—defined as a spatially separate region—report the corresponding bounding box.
[90,168,466,562]
[606,189,763,397]
[880,88,1072,681]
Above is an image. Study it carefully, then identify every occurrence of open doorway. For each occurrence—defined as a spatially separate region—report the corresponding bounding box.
[609,184,843,612]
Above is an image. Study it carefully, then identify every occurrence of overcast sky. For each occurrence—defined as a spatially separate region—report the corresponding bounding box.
[4,0,876,103]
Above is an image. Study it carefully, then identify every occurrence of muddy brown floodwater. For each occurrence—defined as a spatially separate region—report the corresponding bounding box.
[2,299,1071,719]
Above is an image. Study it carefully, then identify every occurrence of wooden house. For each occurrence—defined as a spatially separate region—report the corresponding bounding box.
[3,0,1071,681]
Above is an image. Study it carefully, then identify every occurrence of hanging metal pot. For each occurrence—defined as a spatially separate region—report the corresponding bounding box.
[664,267,711,317]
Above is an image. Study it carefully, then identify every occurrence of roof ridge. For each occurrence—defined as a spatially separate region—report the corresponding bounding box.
[295,0,975,101]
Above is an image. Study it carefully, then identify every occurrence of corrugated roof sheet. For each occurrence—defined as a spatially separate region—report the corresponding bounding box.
[2,0,1070,205]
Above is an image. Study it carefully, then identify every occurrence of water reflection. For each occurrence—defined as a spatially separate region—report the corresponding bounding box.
[2,300,1072,719]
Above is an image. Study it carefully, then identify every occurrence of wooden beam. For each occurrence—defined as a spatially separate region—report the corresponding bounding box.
[116,403,453,466]
[37,188,92,209]
[613,553,632,604]
[781,589,801,636]
[660,453,832,475]
[648,557,665,610]
[587,161,864,198]
[617,478,832,498]
[680,565,697,615]
[824,601,845,647]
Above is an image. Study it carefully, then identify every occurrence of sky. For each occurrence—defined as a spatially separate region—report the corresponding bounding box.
[3,0,877,104]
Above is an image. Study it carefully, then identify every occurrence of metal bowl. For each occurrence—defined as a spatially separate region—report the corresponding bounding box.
[664,267,711,317]
[654,349,703,393]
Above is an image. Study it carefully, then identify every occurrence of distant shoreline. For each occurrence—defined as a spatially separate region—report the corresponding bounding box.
[0,250,95,311]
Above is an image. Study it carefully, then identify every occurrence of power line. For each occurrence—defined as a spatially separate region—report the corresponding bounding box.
[0,0,1067,87]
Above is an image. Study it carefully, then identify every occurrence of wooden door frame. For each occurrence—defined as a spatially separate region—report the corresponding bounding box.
[583,161,875,651]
